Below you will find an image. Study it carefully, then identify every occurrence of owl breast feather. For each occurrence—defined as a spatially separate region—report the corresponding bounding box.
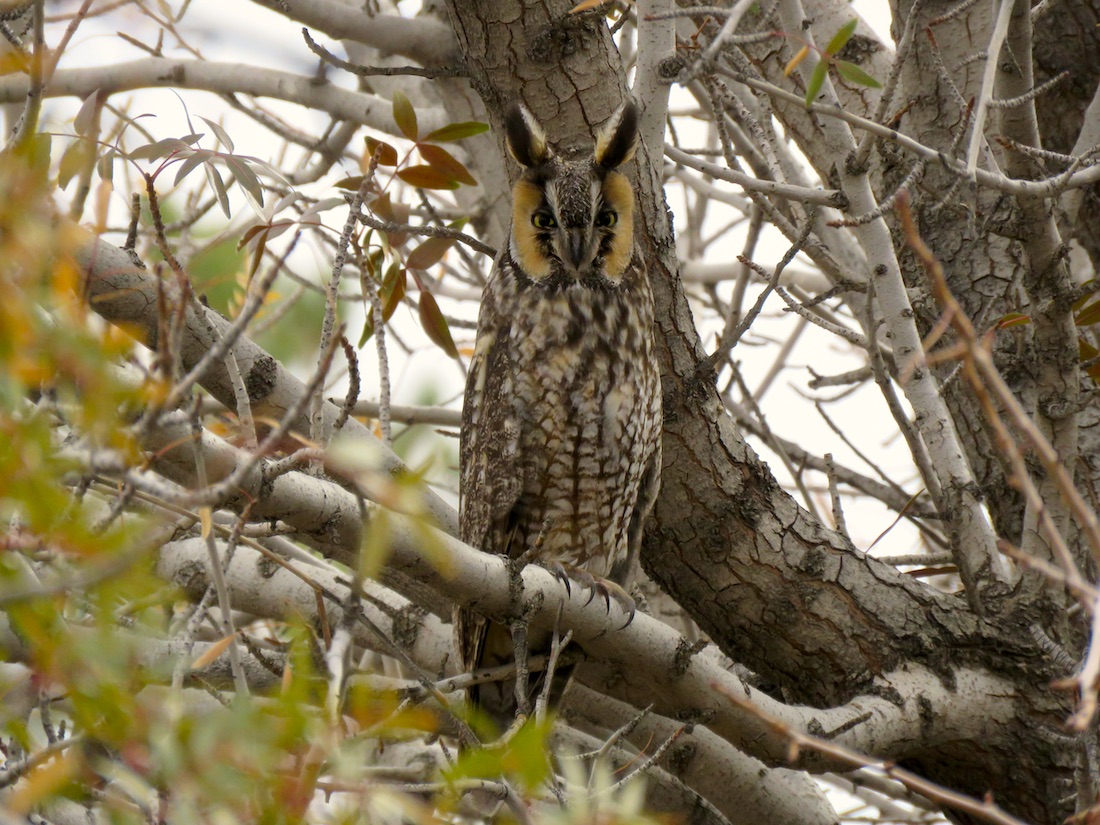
[499,272,659,575]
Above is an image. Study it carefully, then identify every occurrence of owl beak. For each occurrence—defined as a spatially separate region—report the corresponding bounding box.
[564,228,588,271]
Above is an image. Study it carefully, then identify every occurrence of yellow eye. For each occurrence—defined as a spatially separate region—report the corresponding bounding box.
[595,209,617,227]
[532,212,556,229]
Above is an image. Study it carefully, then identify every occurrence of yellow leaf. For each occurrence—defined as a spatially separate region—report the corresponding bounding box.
[785,45,809,76]
[7,751,83,814]
[192,633,237,670]
[200,507,212,539]
[94,179,113,233]
[0,50,30,75]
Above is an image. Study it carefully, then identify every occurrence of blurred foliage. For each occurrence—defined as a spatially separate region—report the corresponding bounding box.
[0,64,653,825]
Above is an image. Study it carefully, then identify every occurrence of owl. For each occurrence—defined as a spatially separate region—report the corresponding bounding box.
[456,99,662,733]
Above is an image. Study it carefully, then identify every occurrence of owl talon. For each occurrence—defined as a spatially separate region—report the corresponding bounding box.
[596,580,636,629]
[548,563,634,626]
[548,561,572,597]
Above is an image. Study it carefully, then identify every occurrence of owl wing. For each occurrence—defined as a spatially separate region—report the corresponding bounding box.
[457,271,523,678]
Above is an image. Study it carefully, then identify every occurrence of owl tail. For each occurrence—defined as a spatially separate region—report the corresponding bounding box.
[456,608,573,736]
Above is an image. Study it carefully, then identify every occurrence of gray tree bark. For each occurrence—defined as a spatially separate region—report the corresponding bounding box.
[442,1,1093,822]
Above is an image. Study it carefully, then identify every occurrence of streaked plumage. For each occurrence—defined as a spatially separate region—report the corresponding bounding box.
[457,100,661,731]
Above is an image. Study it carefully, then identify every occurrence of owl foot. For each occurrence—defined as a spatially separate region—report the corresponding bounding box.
[547,562,636,629]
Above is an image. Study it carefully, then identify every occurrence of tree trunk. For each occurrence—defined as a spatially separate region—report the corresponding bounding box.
[444,1,1085,822]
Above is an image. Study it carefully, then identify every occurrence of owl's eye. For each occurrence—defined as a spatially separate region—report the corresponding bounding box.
[532,212,557,229]
[595,209,617,227]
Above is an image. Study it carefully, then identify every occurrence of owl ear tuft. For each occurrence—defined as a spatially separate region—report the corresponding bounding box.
[504,103,551,168]
[594,100,639,170]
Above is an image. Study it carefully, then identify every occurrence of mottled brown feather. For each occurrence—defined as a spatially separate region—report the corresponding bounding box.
[458,100,661,731]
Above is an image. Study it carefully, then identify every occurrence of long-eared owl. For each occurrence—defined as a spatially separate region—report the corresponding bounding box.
[456,99,662,730]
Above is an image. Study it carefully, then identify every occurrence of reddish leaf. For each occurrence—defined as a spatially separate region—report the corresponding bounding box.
[996,313,1031,329]
[423,121,490,143]
[392,91,418,140]
[418,291,458,358]
[381,265,406,321]
[364,136,398,167]
[397,165,459,190]
[406,236,455,270]
[237,222,268,250]
[418,144,476,186]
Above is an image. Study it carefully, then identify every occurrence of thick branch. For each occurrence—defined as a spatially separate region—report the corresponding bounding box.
[72,234,458,535]
[247,0,460,67]
[0,60,449,138]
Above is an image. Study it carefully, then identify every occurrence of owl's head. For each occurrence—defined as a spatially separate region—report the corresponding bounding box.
[505,101,639,286]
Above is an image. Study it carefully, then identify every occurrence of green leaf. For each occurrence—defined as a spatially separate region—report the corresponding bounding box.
[246,226,268,278]
[73,90,100,137]
[1073,281,1098,311]
[17,132,52,179]
[1080,338,1100,384]
[1076,301,1100,327]
[443,717,553,791]
[392,91,418,140]
[96,150,115,182]
[364,136,399,167]
[360,266,406,346]
[418,144,476,186]
[805,60,828,106]
[824,18,858,56]
[363,247,385,279]
[397,165,460,190]
[406,236,455,270]
[359,315,375,347]
[334,174,366,190]
[58,139,95,190]
[835,60,882,88]
[418,291,458,358]
[422,121,490,143]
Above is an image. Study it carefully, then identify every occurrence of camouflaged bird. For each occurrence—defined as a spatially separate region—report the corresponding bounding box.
[456,100,662,732]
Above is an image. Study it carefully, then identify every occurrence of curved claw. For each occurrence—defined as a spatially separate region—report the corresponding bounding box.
[548,561,572,597]
[545,562,635,628]
[599,580,636,629]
